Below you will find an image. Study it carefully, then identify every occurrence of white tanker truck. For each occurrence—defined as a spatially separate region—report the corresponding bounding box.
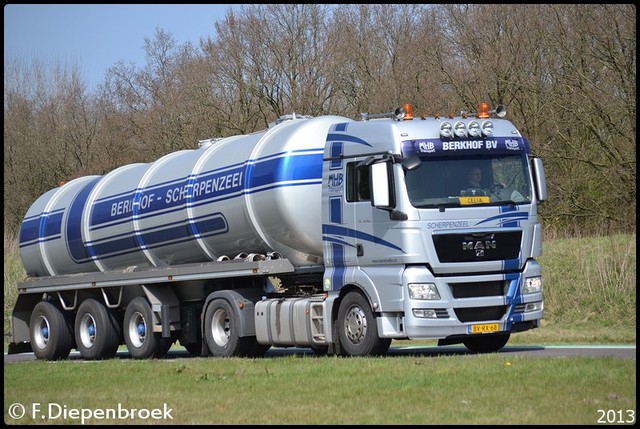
[8,102,547,359]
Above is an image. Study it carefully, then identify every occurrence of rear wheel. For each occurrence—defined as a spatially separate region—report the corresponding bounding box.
[29,301,74,360]
[462,332,510,353]
[204,299,252,357]
[124,297,171,359]
[337,291,391,356]
[74,299,120,360]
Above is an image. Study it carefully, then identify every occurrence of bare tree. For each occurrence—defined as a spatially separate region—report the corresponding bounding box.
[534,4,636,233]
[4,56,99,233]
[4,4,636,236]
[203,4,336,129]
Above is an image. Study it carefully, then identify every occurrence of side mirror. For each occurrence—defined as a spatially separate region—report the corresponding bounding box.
[370,162,393,208]
[402,156,422,171]
[532,158,547,202]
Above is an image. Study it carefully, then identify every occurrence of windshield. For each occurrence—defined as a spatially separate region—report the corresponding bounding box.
[405,154,532,208]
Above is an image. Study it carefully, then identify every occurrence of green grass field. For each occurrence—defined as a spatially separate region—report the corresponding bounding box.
[4,354,636,425]
[4,233,636,424]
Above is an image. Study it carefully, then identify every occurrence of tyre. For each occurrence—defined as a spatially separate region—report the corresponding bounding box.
[462,332,510,353]
[203,299,251,357]
[337,291,390,356]
[124,297,172,359]
[29,300,74,360]
[74,299,120,360]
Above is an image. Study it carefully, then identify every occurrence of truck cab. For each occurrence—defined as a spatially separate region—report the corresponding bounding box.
[321,103,546,354]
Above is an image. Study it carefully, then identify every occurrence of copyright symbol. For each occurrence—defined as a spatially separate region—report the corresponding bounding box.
[9,402,26,419]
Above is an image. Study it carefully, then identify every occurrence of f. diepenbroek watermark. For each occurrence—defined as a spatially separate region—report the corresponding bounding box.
[8,402,174,424]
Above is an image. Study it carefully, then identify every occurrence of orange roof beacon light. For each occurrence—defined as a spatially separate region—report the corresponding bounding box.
[403,103,414,121]
[477,102,490,119]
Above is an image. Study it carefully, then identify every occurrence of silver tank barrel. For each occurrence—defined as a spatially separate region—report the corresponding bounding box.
[18,115,352,277]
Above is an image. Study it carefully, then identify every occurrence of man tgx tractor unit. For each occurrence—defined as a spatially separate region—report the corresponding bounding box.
[9,102,547,360]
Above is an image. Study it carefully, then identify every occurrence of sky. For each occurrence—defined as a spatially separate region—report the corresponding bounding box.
[4,4,239,90]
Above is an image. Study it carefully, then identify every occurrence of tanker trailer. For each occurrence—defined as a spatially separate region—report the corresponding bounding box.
[9,103,547,360]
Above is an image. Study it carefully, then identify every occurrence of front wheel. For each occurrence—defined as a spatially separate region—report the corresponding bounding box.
[462,332,510,353]
[337,291,391,356]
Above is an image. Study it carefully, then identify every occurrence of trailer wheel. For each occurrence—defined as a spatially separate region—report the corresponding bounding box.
[124,297,171,359]
[204,299,251,357]
[74,299,120,360]
[337,291,391,356]
[29,301,74,360]
[462,332,510,353]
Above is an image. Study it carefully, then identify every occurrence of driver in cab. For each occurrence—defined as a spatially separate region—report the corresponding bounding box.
[465,166,525,202]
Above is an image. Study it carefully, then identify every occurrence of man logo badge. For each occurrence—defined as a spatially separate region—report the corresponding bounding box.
[462,235,496,257]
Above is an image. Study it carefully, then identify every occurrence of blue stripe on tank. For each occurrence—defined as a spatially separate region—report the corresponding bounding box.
[19,209,65,247]
[66,177,101,262]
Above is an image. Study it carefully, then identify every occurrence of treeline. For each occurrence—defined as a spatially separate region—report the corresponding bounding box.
[3,4,636,236]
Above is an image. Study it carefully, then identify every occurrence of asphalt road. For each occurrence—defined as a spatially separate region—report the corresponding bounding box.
[4,344,635,362]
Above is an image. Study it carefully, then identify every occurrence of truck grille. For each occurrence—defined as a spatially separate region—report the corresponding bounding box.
[433,231,522,262]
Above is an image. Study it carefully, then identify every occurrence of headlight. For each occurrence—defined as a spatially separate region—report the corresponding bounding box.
[522,276,542,294]
[408,283,441,300]
[454,121,467,137]
[440,122,453,138]
[481,120,494,136]
[467,121,481,137]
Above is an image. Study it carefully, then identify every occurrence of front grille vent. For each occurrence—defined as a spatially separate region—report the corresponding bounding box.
[449,281,508,298]
[454,305,507,323]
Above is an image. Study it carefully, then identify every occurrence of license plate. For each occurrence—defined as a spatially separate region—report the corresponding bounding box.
[468,323,500,334]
